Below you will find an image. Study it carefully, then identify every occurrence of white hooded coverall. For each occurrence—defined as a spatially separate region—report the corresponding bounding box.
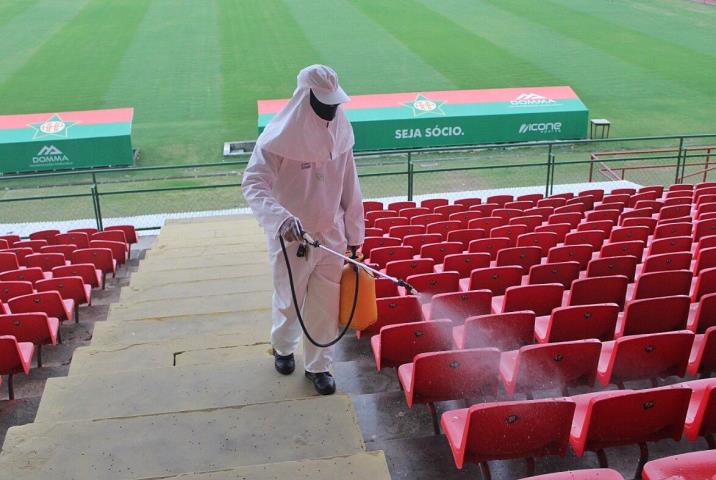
[241,65,365,373]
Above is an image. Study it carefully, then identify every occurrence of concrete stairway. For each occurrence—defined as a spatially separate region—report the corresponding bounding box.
[0,215,390,479]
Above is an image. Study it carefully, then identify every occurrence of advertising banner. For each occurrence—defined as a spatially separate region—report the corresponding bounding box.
[0,108,134,174]
[258,86,588,151]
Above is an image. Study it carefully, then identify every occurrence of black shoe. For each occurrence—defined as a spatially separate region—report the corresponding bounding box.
[273,350,295,375]
[305,371,336,395]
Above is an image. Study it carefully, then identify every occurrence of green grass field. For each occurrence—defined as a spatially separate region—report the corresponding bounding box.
[1,0,714,167]
[1,0,715,226]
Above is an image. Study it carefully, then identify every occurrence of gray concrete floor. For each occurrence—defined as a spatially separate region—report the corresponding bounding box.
[0,235,156,446]
[335,333,712,479]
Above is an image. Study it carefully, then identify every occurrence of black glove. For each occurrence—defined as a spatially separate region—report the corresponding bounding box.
[349,245,359,259]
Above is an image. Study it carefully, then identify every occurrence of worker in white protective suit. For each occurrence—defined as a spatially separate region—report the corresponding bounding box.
[241,65,364,395]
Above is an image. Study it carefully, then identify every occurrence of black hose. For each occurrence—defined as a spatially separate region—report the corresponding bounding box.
[279,236,359,347]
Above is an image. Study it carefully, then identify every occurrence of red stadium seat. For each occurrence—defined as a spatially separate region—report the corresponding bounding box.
[357,295,423,338]
[51,263,102,289]
[493,208,523,221]
[615,295,691,337]
[522,469,624,480]
[597,331,694,387]
[537,197,567,209]
[411,213,445,226]
[628,269,692,301]
[504,200,533,211]
[547,244,593,270]
[420,198,448,211]
[0,281,34,303]
[387,224,424,239]
[688,292,716,333]
[0,267,48,285]
[461,266,523,295]
[405,272,460,299]
[579,189,605,201]
[517,193,544,203]
[639,251,692,274]
[36,276,91,322]
[435,252,490,278]
[509,215,542,231]
[68,228,98,236]
[679,377,716,446]
[467,237,511,260]
[362,200,383,212]
[535,303,619,344]
[402,233,442,256]
[576,220,613,235]
[399,207,430,219]
[441,399,575,475]
[371,319,453,370]
[692,267,716,302]
[633,199,663,214]
[527,261,580,289]
[29,229,59,244]
[434,204,465,218]
[55,232,90,249]
[620,216,657,235]
[548,212,582,229]
[388,201,415,212]
[525,207,554,221]
[384,258,434,280]
[553,204,585,215]
[0,335,34,400]
[468,216,506,234]
[25,253,66,272]
[486,194,513,207]
[565,230,605,252]
[490,224,528,247]
[585,256,638,282]
[454,197,482,209]
[658,204,691,221]
[446,228,485,250]
[600,240,645,262]
[646,236,692,257]
[586,209,620,223]
[469,203,500,217]
[422,289,492,323]
[643,450,716,480]
[426,220,462,240]
[368,245,413,269]
[89,240,128,266]
[8,290,74,323]
[373,216,409,234]
[0,313,58,367]
[694,218,716,241]
[399,348,500,434]
[567,275,628,309]
[653,221,692,239]
[418,242,463,264]
[40,244,78,258]
[453,311,535,351]
[517,232,559,257]
[694,246,716,274]
[602,193,631,205]
[534,223,571,242]
[499,339,601,397]
[0,235,20,247]
[495,246,542,274]
[570,387,691,477]
[362,237,403,256]
[0,252,20,274]
[491,283,563,316]
[688,326,716,377]
[608,226,649,244]
[449,211,484,229]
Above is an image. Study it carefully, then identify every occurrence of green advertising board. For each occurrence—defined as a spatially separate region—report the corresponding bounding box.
[0,108,134,174]
[258,87,589,151]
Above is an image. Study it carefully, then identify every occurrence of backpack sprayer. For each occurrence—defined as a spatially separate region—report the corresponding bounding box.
[278,231,418,348]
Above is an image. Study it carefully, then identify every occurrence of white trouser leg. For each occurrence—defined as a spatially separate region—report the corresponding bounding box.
[302,247,343,373]
[269,239,311,357]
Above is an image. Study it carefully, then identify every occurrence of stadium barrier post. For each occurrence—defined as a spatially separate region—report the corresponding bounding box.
[545,144,553,197]
[407,153,413,201]
[675,137,685,183]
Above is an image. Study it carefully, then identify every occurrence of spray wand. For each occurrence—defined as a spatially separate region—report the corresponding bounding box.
[300,232,419,295]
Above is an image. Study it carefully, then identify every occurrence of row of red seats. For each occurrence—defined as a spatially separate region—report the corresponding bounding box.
[433,379,714,478]
[0,225,137,400]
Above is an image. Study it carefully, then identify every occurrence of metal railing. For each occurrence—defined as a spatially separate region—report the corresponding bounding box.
[1,133,715,233]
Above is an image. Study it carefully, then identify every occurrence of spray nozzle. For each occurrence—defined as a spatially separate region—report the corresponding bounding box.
[397,279,419,296]
[300,231,320,248]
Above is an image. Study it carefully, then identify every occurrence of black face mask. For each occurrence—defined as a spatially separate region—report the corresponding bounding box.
[310,89,339,121]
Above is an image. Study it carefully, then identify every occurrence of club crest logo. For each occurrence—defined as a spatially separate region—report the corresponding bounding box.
[29,114,77,139]
[403,94,446,117]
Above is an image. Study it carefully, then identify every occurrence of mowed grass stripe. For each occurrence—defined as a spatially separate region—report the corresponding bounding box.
[281,0,454,94]
[103,0,224,166]
[422,0,709,136]
[0,0,91,87]
[351,0,563,89]
[0,0,39,30]
[485,0,716,96]
[0,0,151,113]
[552,0,716,58]
[217,0,322,138]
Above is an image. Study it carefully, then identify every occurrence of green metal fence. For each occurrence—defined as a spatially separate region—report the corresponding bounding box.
[1,133,714,234]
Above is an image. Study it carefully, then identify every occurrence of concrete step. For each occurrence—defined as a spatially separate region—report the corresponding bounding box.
[70,335,271,375]
[119,275,273,302]
[36,355,315,423]
[107,291,272,321]
[136,254,269,272]
[144,242,266,260]
[91,310,268,346]
[0,395,365,479]
[143,451,391,479]
[127,264,268,287]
